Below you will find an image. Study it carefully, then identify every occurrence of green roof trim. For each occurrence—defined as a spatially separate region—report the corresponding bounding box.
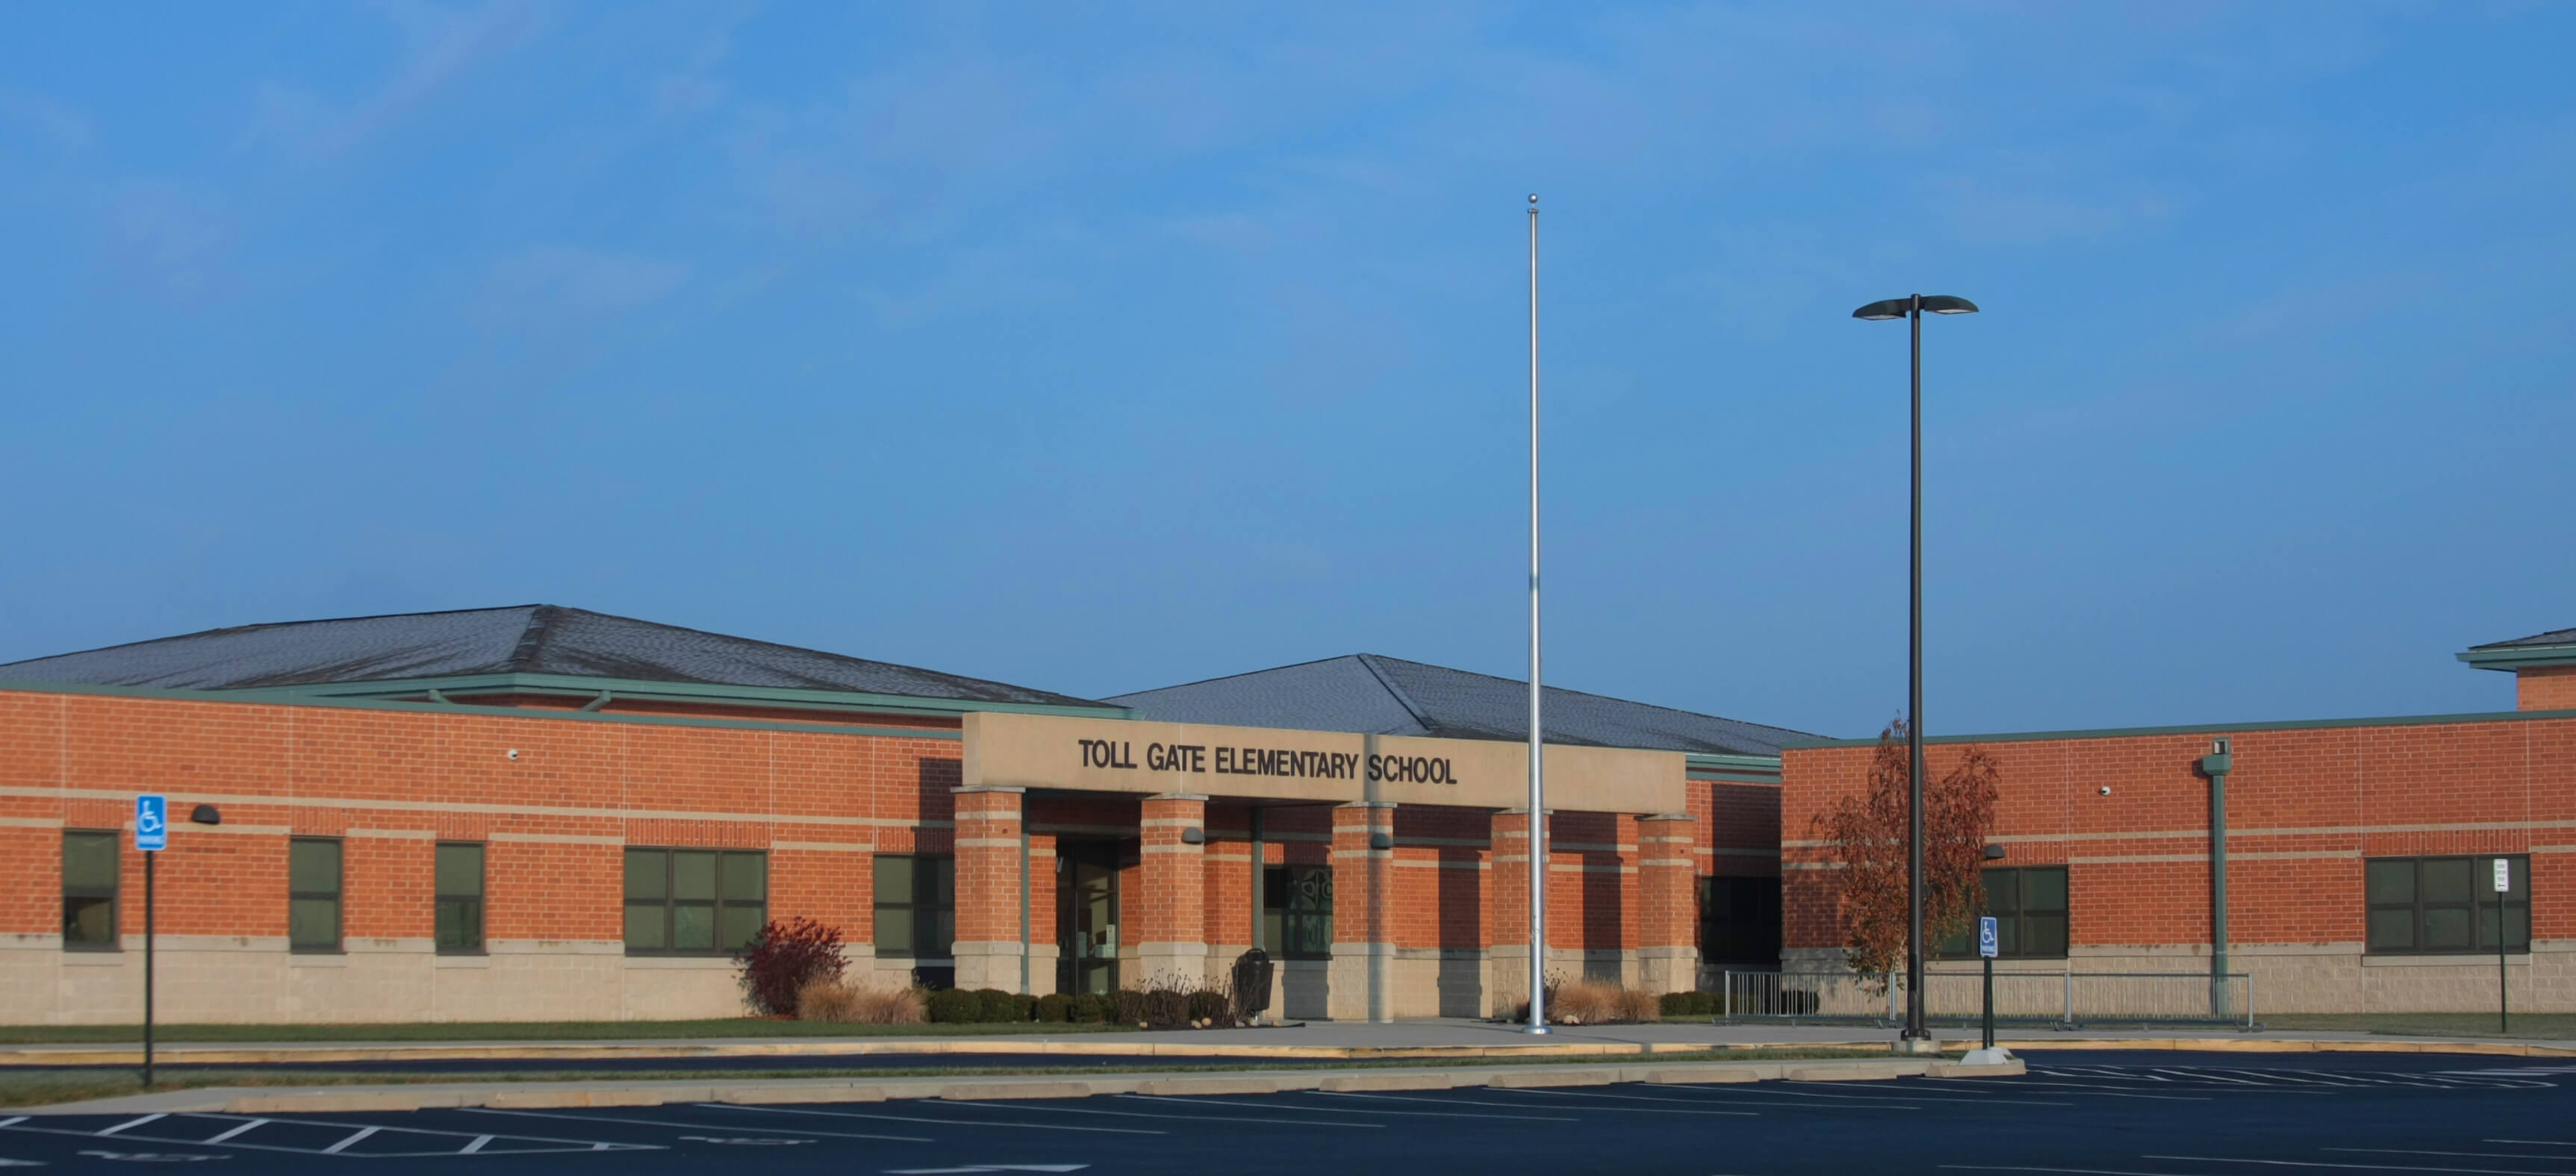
[1781,706,2576,750]
[0,677,966,741]
[1687,752,1783,783]
[227,672,1130,721]
[2458,643,2576,671]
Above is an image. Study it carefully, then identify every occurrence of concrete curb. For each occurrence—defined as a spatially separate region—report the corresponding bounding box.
[12,1033,2566,1068]
[25,1056,2002,1116]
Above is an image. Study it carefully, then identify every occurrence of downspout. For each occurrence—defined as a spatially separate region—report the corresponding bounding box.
[579,690,613,712]
[2197,738,2234,1019]
[1249,807,1266,1024]
[1020,817,1033,997]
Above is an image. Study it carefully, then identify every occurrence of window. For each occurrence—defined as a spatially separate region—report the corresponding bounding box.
[1938,866,2068,959]
[2367,855,2529,955]
[62,830,119,951]
[623,847,765,955]
[435,842,485,954]
[1698,876,1782,965]
[1263,864,1332,959]
[289,838,343,953]
[873,854,955,959]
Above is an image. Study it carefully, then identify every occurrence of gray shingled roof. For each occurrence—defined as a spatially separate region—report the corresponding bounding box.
[1108,654,1814,756]
[2471,627,2576,649]
[0,605,1107,708]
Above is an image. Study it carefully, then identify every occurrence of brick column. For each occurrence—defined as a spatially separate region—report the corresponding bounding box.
[1331,801,1396,1022]
[1135,793,1209,987]
[950,786,1027,992]
[1487,809,1532,1016]
[1637,813,1699,995]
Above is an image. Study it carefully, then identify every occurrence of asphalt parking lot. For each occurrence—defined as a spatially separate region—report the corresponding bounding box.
[3,1051,2570,1175]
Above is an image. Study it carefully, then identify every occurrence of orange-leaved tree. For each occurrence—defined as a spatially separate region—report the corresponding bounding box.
[1817,718,2000,986]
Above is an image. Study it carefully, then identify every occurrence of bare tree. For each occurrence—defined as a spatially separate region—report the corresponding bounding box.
[1816,719,2000,986]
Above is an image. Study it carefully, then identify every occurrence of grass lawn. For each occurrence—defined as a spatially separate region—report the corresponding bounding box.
[0,1019,1137,1046]
[0,1047,1901,1110]
[2259,1012,2576,1040]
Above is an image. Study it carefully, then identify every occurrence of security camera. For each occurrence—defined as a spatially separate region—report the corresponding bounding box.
[507,749,521,761]
[2098,785,2112,797]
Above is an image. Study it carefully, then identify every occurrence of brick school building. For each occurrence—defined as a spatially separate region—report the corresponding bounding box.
[0,607,1798,1025]
[1777,626,2576,1015]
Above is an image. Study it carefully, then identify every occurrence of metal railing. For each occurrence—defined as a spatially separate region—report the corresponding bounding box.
[1714,968,2256,1030]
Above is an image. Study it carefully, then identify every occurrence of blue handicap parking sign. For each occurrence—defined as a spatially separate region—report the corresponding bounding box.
[135,794,167,852]
[1978,915,1999,959]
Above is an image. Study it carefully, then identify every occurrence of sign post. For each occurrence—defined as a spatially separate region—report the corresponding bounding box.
[2495,857,2511,1035]
[134,794,167,1089]
[1978,915,2000,1051]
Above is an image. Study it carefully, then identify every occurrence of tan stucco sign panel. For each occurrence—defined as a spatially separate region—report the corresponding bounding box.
[962,712,1683,814]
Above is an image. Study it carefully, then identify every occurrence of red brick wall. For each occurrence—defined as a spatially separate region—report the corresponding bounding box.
[1779,715,2576,953]
[0,688,957,948]
[2524,667,2576,712]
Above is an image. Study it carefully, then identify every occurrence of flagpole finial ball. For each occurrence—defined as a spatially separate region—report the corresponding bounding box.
[1528,193,1538,203]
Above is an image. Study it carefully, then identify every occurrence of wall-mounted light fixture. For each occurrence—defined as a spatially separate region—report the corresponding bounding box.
[1369,832,1393,850]
[190,804,222,826]
[1180,827,1205,845]
[1982,844,2006,860]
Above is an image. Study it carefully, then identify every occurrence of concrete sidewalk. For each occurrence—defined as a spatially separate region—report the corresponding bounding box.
[6,1019,2572,1068]
[9,1053,2031,1117]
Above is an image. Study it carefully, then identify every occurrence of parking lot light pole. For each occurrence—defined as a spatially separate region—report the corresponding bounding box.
[1851,293,1979,1045]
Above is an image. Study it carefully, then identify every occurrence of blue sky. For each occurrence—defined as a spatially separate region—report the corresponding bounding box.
[1,3,2569,739]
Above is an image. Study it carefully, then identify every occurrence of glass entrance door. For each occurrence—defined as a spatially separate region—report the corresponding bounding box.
[1056,841,1122,995]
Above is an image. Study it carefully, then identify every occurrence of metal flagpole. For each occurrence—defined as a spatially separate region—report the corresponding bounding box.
[1525,193,1549,1036]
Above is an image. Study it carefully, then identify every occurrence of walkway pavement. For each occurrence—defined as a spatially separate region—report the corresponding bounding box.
[7,1018,2572,1069]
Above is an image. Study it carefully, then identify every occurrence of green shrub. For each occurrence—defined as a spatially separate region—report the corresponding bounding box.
[968,989,1017,1023]
[926,988,978,1024]
[1072,993,1113,1024]
[1113,989,1148,1026]
[1035,993,1072,1022]
[1186,989,1230,1026]
[1658,990,1722,1018]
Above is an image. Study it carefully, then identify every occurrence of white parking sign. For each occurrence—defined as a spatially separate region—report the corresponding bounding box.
[1978,915,1999,959]
[2495,858,2510,893]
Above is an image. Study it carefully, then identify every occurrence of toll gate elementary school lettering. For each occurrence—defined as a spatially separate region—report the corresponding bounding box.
[1075,738,1461,784]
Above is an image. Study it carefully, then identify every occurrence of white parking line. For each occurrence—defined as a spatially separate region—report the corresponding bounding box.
[2146,1153,2572,1175]
[1925,1077,2210,1101]
[1460,1089,1756,1116]
[0,1113,651,1157]
[1943,1165,2194,1176]
[1299,1092,1594,1118]
[199,1121,267,1145]
[1122,1094,1572,1122]
[715,1102,1165,1136]
[2492,1144,2576,1149]
[92,1116,166,1137]
[320,1127,383,1156]
[1776,1083,2075,1107]
[461,1107,932,1143]
[942,1100,1381,1130]
[2329,1148,2576,1163]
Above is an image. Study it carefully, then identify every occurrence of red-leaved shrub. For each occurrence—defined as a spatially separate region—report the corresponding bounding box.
[736,916,847,1015]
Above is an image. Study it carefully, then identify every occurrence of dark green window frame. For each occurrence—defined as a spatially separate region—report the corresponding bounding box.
[1263,863,1332,960]
[62,830,120,951]
[435,842,485,955]
[623,847,766,956]
[1697,875,1782,966]
[2366,855,2529,956]
[873,854,955,959]
[1937,865,2069,960]
[289,838,343,953]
